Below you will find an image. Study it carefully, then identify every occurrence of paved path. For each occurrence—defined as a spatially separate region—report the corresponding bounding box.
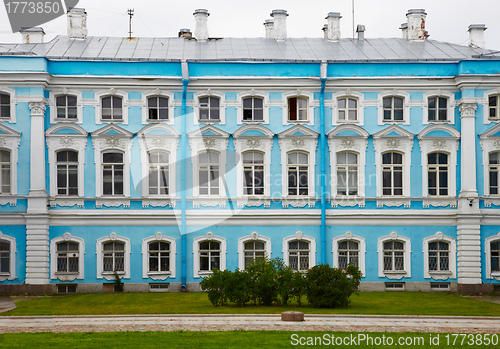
[1,314,499,334]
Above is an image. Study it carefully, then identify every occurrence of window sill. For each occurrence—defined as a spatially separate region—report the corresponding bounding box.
[422,197,457,208]
[331,196,365,208]
[383,270,407,280]
[142,198,176,208]
[96,198,130,208]
[147,119,170,123]
[483,197,500,207]
[101,119,124,123]
[198,119,221,123]
[282,197,316,208]
[102,271,125,275]
[147,271,172,280]
[55,118,79,122]
[49,197,85,208]
[336,120,359,124]
[55,272,79,275]
[376,197,411,208]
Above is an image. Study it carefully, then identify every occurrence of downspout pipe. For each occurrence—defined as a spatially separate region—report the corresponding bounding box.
[181,60,189,291]
[320,61,328,265]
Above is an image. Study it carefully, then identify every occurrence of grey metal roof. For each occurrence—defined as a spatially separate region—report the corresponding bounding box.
[0,35,497,62]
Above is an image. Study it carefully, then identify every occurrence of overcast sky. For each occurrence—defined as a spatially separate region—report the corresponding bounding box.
[1,0,500,50]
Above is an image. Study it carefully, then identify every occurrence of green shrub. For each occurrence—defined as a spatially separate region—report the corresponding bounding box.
[246,258,279,306]
[225,268,251,306]
[291,271,307,306]
[200,268,231,306]
[306,263,362,308]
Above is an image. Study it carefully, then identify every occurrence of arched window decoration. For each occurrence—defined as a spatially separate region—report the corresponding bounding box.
[198,151,220,196]
[287,151,309,196]
[0,149,11,194]
[56,150,78,196]
[148,151,169,196]
[102,152,124,196]
[243,151,265,196]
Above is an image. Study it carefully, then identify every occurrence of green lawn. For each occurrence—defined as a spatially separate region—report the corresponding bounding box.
[0,331,498,349]
[3,292,500,316]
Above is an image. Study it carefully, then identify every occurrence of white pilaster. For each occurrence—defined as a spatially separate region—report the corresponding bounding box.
[26,101,50,284]
[459,102,478,201]
[456,216,482,284]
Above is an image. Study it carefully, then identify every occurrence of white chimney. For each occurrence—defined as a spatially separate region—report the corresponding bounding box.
[20,27,45,44]
[406,9,427,41]
[356,25,365,40]
[322,24,328,39]
[399,23,408,39]
[270,9,288,41]
[326,12,341,41]
[67,8,88,39]
[194,9,209,42]
[264,19,274,38]
[468,24,486,49]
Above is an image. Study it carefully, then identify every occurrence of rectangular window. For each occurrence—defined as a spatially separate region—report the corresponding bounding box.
[383,241,405,271]
[150,283,169,292]
[491,241,500,272]
[199,241,220,272]
[56,95,78,119]
[57,284,77,293]
[490,152,500,195]
[243,152,264,195]
[148,241,170,272]
[199,97,220,121]
[383,97,404,122]
[288,97,308,121]
[103,152,124,195]
[56,241,79,273]
[101,96,123,121]
[0,150,11,194]
[337,152,358,196]
[243,97,264,122]
[148,151,169,196]
[382,152,403,196]
[430,283,449,290]
[428,97,448,121]
[56,150,78,196]
[428,152,449,196]
[287,152,308,196]
[244,240,265,268]
[489,95,499,119]
[0,240,10,273]
[385,282,405,290]
[338,97,358,122]
[288,240,310,271]
[148,96,169,120]
[338,240,359,269]
[0,93,10,119]
[103,241,125,272]
[198,151,220,196]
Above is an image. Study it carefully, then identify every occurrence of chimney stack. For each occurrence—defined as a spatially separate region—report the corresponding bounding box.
[20,27,45,43]
[325,12,341,41]
[194,9,209,42]
[322,24,328,39]
[264,19,274,38]
[406,9,427,41]
[67,8,87,39]
[356,25,365,40]
[179,28,192,39]
[399,23,408,39]
[468,24,486,49]
[270,9,288,41]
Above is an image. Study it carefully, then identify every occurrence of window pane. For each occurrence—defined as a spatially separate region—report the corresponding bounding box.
[438,98,447,109]
[383,97,391,108]
[338,98,346,109]
[103,153,123,163]
[394,97,403,108]
[68,96,77,106]
[159,97,168,108]
[56,96,67,106]
[102,97,111,108]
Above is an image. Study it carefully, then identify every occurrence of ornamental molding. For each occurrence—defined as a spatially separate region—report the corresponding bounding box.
[246,137,261,149]
[96,199,130,208]
[282,198,316,208]
[142,199,176,208]
[236,199,271,208]
[192,198,227,208]
[484,198,500,208]
[49,198,85,208]
[0,198,17,207]
[459,102,477,118]
[29,101,47,116]
[422,198,457,208]
[331,197,365,208]
[376,198,411,208]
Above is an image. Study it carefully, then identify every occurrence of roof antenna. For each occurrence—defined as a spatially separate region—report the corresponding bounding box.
[352,0,355,39]
[127,9,134,39]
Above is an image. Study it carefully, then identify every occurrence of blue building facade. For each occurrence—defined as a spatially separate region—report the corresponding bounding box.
[0,8,499,293]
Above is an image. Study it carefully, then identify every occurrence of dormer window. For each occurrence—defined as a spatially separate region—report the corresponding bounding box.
[199,97,220,122]
[101,96,122,121]
[56,95,77,119]
[288,97,308,122]
[148,96,169,121]
[0,93,10,119]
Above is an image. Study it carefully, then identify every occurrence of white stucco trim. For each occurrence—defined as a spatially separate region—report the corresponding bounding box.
[193,90,227,125]
[280,90,315,126]
[236,90,270,125]
[282,231,316,270]
[96,232,131,280]
[48,89,83,124]
[0,231,16,281]
[0,123,21,200]
[377,90,411,126]
[485,232,500,280]
[50,232,85,281]
[237,232,272,270]
[480,124,500,202]
[94,89,130,125]
[332,90,365,126]
[140,89,175,125]
[422,90,456,125]
[141,232,176,280]
[377,232,411,279]
[192,232,226,278]
[422,232,456,280]
[332,231,366,277]
[481,88,500,125]
[0,86,17,123]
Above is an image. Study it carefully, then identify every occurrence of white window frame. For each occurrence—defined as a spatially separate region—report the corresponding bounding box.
[46,124,87,199]
[188,125,229,208]
[418,124,460,207]
[141,89,175,125]
[236,90,269,124]
[328,124,369,208]
[0,123,20,203]
[193,232,226,278]
[332,232,366,277]
[48,89,83,124]
[278,124,318,207]
[485,232,500,280]
[377,91,410,125]
[422,91,456,125]
[282,231,316,271]
[332,91,365,126]
[0,86,17,123]
[91,124,133,204]
[237,232,271,270]
[50,232,85,281]
[482,88,500,124]
[423,232,456,280]
[142,232,176,280]
[95,89,129,125]
[96,232,131,280]
[233,124,274,208]
[480,124,500,207]
[281,90,314,126]
[193,90,226,125]
[0,231,16,281]
[378,232,411,279]
[373,125,414,207]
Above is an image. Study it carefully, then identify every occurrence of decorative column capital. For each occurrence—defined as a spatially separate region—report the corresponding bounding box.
[459,102,477,118]
[29,101,47,116]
